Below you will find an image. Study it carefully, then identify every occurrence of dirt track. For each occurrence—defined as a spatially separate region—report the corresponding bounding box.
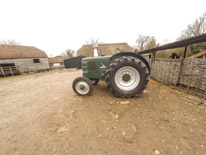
[0,70,206,155]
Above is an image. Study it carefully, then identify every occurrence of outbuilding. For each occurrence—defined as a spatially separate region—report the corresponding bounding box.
[0,45,49,76]
[48,56,64,68]
[64,56,85,69]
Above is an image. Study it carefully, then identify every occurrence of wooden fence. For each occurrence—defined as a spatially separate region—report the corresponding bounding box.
[149,58,206,99]
[0,66,20,77]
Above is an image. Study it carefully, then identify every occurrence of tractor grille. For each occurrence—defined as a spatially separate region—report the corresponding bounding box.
[88,61,96,70]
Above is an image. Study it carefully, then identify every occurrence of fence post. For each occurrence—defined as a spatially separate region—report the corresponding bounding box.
[1,67,5,77]
[169,59,173,85]
[178,58,185,88]
[187,58,194,93]
[9,67,14,76]
[159,59,162,81]
[163,59,166,84]
[157,59,160,80]
[154,59,158,78]
[164,60,167,84]
[160,59,163,81]
[151,52,156,62]
[183,46,188,58]
[195,57,205,95]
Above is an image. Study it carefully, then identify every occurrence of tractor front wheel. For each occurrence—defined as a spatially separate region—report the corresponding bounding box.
[72,77,93,96]
[105,56,149,98]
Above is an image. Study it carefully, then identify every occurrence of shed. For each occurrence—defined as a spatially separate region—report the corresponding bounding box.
[0,45,49,75]
[48,56,64,68]
[64,56,85,69]
[77,43,134,57]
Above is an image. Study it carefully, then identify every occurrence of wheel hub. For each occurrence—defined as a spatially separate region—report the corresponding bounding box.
[122,73,131,82]
[115,66,140,91]
[79,84,85,90]
[75,81,90,95]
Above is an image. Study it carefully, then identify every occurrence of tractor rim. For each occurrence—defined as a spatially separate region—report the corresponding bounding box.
[114,66,140,91]
[75,81,90,95]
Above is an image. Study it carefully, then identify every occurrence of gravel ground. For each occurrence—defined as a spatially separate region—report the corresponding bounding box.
[0,70,206,155]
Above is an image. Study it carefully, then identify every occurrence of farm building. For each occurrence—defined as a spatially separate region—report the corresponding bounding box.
[64,56,85,69]
[0,45,49,77]
[48,56,64,68]
[77,43,134,57]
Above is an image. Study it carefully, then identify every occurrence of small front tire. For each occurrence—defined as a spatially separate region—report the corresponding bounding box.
[72,77,93,96]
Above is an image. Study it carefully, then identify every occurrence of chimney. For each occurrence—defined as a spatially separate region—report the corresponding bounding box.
[93,43,98,57]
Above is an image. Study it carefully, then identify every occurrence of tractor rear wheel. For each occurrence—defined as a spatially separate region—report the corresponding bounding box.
[72,77,93,96]
[105,56,149,98]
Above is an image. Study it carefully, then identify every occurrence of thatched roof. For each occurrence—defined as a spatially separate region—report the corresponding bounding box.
[0,45,48,59]
[48,56,64,63]
[77,43,134,57]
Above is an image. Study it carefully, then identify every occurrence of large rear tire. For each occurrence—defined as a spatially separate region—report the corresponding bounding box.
[105,56,149,98]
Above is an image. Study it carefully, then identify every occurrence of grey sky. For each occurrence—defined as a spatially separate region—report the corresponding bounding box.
[0,0,205,56]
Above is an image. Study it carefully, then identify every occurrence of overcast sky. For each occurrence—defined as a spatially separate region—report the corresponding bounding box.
[0,0,205,56]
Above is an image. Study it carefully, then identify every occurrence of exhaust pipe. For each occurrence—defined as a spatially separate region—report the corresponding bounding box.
[93,43,98,57]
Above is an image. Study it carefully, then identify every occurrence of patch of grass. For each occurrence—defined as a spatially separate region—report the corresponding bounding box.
[0,70,52,81]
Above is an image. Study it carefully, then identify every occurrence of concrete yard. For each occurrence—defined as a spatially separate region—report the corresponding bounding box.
[0,70,206,155]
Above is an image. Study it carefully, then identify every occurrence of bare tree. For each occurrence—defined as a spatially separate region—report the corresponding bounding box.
[179,12,206,39]
[177,12,206,55]
[135,35,149,51]
[0,39,22,45]
[85,36,99,46]
[61,49,75,59]
[145,36,158,50]
[135,35,158,51]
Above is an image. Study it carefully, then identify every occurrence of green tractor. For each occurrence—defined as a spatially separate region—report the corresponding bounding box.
[72,49,150,98]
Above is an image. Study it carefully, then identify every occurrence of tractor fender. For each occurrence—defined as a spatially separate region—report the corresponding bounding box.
[110,52,150,74]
